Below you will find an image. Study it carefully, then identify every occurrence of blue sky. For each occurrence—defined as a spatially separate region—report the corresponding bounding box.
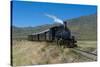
[12,1,97,27]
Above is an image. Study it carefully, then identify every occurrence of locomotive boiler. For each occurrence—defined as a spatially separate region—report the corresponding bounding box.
[28,21,77,48]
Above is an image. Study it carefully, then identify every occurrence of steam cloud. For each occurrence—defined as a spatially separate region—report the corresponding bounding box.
[45,14,63,24]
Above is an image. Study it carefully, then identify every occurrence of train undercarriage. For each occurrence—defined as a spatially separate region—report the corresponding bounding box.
[56,36,77,48]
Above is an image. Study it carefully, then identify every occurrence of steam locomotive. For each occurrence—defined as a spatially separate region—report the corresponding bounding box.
[28,21,77,48]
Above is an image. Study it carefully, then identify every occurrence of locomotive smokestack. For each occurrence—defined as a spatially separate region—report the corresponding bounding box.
[63,21,67,30]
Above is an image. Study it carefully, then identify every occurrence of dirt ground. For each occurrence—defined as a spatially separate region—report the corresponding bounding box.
[12,40,97,66]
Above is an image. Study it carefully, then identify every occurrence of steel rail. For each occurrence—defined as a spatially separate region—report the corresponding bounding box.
[71,48,97,61]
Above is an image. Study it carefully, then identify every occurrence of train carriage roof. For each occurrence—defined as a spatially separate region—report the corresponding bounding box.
[31,29,50,35]
[31,23,63,35]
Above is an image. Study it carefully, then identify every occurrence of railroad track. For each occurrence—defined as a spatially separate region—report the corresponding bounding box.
[71,48,97,61]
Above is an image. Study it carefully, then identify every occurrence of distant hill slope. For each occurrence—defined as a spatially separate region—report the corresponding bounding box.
[67,14,97,40]
[12,14,97,41]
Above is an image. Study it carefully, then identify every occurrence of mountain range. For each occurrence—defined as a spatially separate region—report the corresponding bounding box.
[12,14,97,41]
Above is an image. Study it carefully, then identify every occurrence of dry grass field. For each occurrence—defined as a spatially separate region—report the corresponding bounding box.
[12,40,97,66]
[77,41,97,53]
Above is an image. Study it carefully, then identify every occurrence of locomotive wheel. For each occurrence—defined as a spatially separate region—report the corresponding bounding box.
[69,41,77,48]
[73,44,77,47]
[56,38,77,48]
[66,40,71,48]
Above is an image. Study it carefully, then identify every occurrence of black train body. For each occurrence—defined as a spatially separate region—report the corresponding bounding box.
[28,21,77,48]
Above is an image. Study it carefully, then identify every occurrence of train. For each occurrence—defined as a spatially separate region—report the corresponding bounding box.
[28,21,77,48]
